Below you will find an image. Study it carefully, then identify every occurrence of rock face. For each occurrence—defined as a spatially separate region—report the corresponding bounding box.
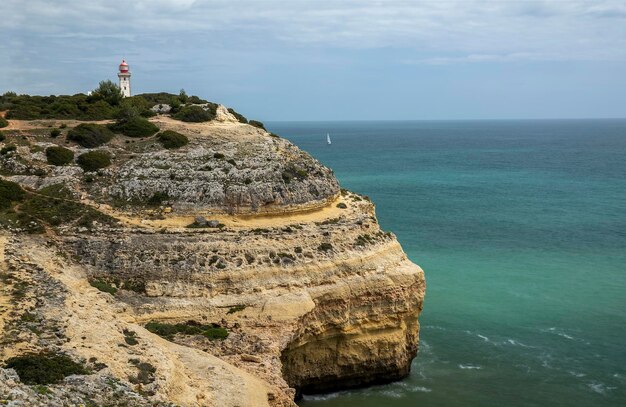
[0,114,425,406]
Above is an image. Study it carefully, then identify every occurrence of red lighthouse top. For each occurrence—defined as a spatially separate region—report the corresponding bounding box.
[119,59,129,73]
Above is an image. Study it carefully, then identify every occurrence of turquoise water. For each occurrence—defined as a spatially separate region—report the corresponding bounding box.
[266,120,626,407]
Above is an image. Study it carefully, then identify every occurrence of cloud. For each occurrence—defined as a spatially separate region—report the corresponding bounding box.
[2,0,625,65]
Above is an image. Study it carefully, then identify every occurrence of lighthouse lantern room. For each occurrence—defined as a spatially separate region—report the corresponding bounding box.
[118,59,131,97]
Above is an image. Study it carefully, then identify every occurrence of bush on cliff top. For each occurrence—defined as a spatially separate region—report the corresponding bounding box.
[4,353,88,385]
[77,150,111,172]
[108,116,159,138]
[67,123,114,148]
[249,120,265,130]
[0,179,25,209]
[172,105,213,122]
[45,146,74,166]
[0,116,8,128]
[157,130,189,149]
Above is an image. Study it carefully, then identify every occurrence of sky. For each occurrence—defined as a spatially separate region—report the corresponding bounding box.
[1,0,625,121]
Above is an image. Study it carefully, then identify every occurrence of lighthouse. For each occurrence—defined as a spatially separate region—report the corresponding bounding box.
[118,59,131,97]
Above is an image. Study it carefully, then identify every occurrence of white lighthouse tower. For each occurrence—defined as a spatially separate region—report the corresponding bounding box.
[118,59,131,97]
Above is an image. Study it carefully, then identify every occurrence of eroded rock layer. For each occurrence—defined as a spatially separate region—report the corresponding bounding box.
[0,113,425,406]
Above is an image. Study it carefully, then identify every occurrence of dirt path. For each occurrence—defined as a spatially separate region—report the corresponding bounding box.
[1,118,113,131]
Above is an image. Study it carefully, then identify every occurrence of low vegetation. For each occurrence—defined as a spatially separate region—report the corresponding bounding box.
[227,108,247,123]
[249,120,266,130]
[128,359,156,385]
[0,116,8,128]
[0,181,116,233]
[157,130,189,149]
[145,320,228,341]
[4,353,88,385]
[108,116,159,138]
[45,146,74,166]
[89,279,117,294]
[227,305,247,314]
[0,179,26,209]
[77,150,111,172]
[281,165,308,184]
[67,123,114,148]
[172,105,213,122]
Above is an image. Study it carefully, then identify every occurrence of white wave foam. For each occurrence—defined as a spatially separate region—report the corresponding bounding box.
[301,392,342,401]
[410,386,433,393]
[381,389,403,398]
[588,382,617,395]
[506,338,535,348]
[477,334,490,342]
[459,364,482,370]
[568,371,586,378]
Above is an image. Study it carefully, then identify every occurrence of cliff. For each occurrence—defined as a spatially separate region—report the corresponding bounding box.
[0,106,425,406]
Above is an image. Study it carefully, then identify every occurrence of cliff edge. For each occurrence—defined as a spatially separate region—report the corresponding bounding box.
[0,104,425,406]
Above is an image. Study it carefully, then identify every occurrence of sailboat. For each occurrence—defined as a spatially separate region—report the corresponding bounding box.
[327,133,332,145]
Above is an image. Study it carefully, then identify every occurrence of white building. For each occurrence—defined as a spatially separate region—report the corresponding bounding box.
[118,59,131,97]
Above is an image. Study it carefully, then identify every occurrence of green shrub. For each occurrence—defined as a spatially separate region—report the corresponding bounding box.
[145,320,228,341]
[67,123,114,148]
[89,279,117,294]
[108,116,158,138]
[45,146,74,166]
[172,105,213,122]
[123,329,138,346]
[50,128,61,138]
[0,145,16,155]
[213,152,224,159]
[336,202,347,209]
[227,305,247,314]
[249,120,265,130]
[0,179,25,209]
[157,130,189,149]
[4,353,88,385]
[128,360,155,384]
[0,116,8,128]
[227,108,247,123]
[0,132,5,142]
[90,80,123,106]
[77,150,111,172]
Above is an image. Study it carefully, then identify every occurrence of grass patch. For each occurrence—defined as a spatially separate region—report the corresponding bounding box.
[4,353,88,385]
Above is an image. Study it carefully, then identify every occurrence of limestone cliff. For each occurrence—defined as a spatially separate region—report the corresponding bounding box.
[0,110,425,406]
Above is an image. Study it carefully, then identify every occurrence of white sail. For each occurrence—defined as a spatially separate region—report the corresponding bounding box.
[327,133,332,145]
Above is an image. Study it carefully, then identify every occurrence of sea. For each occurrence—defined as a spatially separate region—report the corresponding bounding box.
[265,120,626,407]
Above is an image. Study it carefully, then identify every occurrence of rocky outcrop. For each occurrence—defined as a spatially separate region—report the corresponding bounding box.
[0,115,425,406]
